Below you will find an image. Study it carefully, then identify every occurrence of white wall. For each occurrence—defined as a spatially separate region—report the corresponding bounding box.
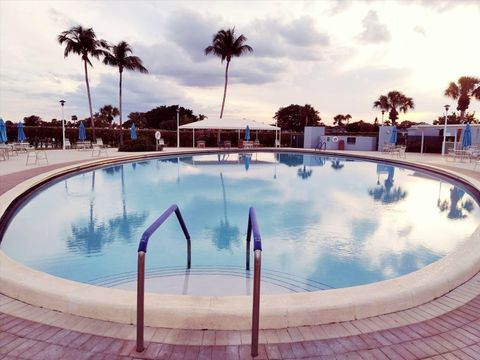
[378,126,395,151]
[319,135,377,151]
[303,127,325,148]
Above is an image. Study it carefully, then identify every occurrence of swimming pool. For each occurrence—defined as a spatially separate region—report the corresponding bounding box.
[1,152,479,296]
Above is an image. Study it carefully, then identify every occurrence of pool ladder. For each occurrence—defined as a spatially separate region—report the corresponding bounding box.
[136,204,263,358]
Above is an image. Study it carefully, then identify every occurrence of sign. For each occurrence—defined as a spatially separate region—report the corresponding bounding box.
[155,131,161,140]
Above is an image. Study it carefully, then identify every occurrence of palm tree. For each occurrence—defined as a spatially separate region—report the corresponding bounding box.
[444,76,480,121]
[373,91,414,125]
[103,41,148,144]
[58,26,108,141]
[333,114,351,127]
[205,28,253,118]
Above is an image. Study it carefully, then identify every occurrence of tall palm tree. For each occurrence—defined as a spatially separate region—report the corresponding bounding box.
[58,26,108,141]
[103,41,148,144]
[444,76,480,121]
[205,28,253,118]
[373,91,414,125]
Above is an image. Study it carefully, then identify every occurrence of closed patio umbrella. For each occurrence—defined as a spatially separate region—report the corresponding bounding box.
[78,121,86,141]
[390,126,397,144]
[462,124,472,149]
[130,123,137,140]
[0,118,7,143]
[245,125,250,141]
[17,122,26,142]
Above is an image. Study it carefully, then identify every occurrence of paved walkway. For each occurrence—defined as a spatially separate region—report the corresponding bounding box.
[0,148,479,359]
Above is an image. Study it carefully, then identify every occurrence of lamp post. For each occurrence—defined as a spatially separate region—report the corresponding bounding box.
[442,104,450,156]
[60,100,66,150]
[381,110,385,125]
[176,106,180,148]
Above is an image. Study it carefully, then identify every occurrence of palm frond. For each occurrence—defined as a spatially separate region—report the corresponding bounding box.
[445,82,459,99]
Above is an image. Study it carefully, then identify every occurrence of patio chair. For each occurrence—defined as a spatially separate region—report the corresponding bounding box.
[157,138,165,151]
[64,139,72,149]
[26,149,48,165]
[0,144,9,160]
[253,139,260,147]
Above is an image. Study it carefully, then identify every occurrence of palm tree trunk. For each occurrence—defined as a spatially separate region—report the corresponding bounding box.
[460,110,465,122]
[119,70,123,145]
[219,60,230,119]
[84,60,96,142]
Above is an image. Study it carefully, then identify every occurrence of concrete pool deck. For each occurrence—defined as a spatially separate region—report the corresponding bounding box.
[0,147,479,359]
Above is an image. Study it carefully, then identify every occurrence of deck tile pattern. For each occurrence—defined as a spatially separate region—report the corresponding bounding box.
[1,292,480,359]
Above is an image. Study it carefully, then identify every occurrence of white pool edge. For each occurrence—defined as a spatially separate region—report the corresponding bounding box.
[1,150,479,330]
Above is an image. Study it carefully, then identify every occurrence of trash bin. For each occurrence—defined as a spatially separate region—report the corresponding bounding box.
[339,140,345,150]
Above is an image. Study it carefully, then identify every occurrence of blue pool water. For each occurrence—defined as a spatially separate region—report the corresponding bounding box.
[1,152,479,294]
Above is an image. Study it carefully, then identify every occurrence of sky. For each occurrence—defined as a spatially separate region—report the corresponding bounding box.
[0,0,479,126]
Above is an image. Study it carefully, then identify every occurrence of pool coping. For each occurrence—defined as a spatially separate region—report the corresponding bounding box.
[1,148,479,330]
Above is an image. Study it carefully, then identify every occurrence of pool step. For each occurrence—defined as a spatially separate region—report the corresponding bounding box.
[88,265,334,295]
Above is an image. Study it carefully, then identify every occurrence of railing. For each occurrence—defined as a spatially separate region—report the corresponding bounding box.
[245,207,263,357]
[136,204,191,353]
[315,141,327,151]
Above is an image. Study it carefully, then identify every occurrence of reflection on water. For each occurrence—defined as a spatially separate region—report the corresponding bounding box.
[330,159,344,170]
[1,153,479,291]
[297,165,313,180]
[369,165,407,204]
[278,153,303,167]
[68,166,149,255]
[211,173,240,251]
[437,186,475,219]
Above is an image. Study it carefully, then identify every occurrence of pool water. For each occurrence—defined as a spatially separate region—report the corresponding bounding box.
[1,152,479,295]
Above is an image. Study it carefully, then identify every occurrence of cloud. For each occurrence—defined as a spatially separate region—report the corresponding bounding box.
[247,16,329,61]
[136,41,281,87]
[278,16,330,47]
[326,0,354,15]
[412,0,480,12]
[166,9,222,63]
[358,10,391,44]
[413,25,426,36]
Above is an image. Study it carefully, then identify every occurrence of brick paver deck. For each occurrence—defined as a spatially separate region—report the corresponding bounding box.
[1,154,479,359]
[1,289,480,359]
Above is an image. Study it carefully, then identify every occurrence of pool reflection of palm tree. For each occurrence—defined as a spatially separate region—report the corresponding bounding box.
[330,159,344,170]
[68,170,110,255]
[108,165,148,242]
[211,172,240,251]
[297,165,313,180]
[368,166,407,204]
[437,186,474,219]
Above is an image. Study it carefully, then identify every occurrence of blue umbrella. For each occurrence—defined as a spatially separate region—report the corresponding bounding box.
[78,121,86,141]
[130,123,137,140]
[17,122,26,142]
[462,123,472,150]
[0,118,7,143]
[389,126,397,144]
[245,125,250,141]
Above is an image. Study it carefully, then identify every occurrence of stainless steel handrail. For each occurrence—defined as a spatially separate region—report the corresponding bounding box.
[246,207,263,357]
[136,204,191,352]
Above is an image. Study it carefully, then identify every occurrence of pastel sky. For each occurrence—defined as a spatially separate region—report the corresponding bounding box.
[1,0,479,126]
